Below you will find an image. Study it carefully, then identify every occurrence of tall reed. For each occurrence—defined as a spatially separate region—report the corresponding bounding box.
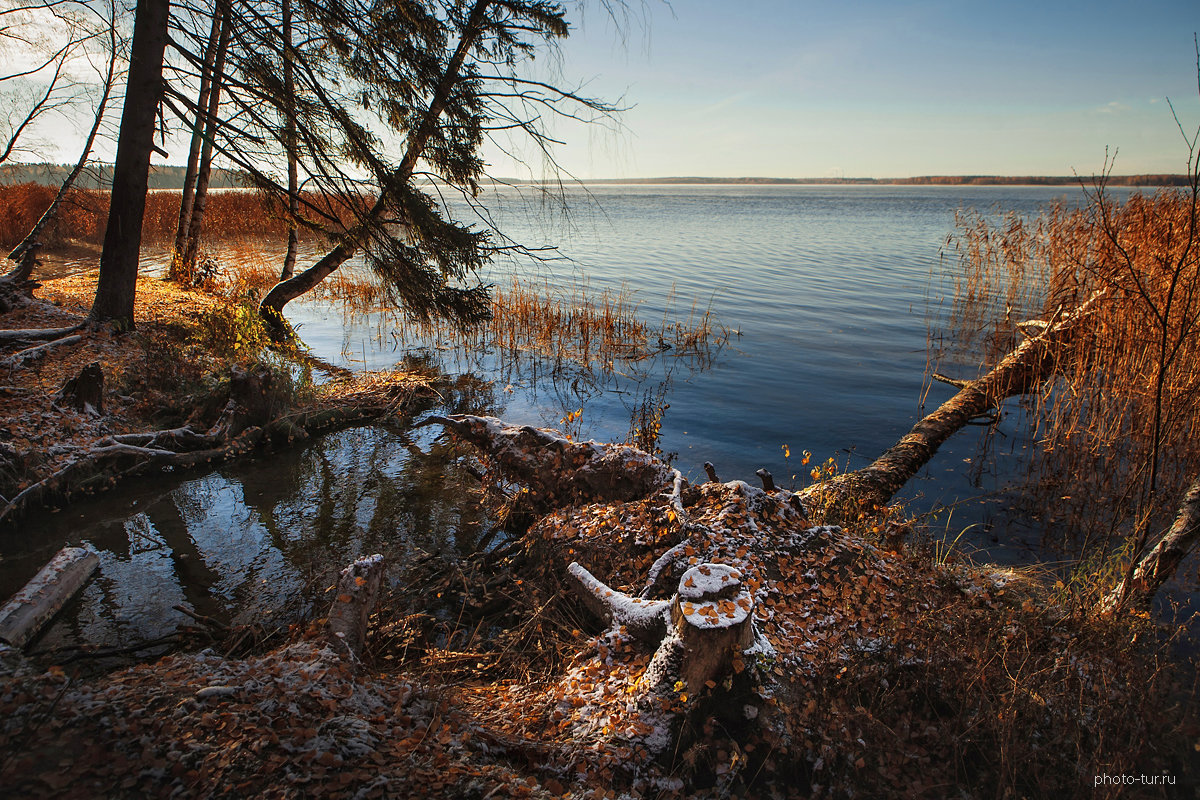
[941,186,1200,572]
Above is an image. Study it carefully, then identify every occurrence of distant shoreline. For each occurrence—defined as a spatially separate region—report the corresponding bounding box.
[0,162,1187,189]
[492,175,1189,187]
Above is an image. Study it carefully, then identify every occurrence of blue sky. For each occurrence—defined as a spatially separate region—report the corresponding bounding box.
[487,0,1200,178]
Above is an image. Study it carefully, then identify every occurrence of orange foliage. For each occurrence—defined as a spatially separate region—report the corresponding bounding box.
[0,184,370,250]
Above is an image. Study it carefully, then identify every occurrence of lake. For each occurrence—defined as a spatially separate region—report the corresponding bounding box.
[2,183,1151,651]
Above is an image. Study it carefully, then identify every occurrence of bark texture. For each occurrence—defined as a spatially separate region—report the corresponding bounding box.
[0,547,99,648]
[91,0,171,328]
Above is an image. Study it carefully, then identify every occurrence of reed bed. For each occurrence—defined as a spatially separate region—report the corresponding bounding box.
[941,186,1200,575]
[0,182,369,250]
[391,276,730,375]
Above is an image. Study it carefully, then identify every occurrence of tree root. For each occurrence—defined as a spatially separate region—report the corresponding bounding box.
[421,414,677,510]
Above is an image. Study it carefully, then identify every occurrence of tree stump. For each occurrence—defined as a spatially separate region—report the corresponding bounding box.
[54,361,105,415]
[567,561,758,701]
[325,554,384,660]
[670,564,755,694]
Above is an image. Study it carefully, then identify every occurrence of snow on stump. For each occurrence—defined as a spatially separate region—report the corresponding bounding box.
[325,554,384,660]
[567,561,757,700]
[672,564,755,695]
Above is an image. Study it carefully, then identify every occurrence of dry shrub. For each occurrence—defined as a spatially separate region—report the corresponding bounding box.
[942,186,1200,569]
[798,576,1199,798]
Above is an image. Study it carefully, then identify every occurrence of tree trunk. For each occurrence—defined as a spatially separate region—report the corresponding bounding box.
[168,2,224,283]
[259,0,492,333]
[0,547,100,649]
[90,0,171,329]
[280,0,300,281]
[1104,474,1200,611]
[325,554,384,659]
[179,2,231,279]
[802,296,1101,512]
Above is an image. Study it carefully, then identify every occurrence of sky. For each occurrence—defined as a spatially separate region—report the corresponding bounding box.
[485,0,1200,179]
[8,0,1198,180]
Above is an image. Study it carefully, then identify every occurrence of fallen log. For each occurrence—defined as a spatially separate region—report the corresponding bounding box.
[1104,474,1200,611]
[0,547,100,649]
[801,293,1103,513]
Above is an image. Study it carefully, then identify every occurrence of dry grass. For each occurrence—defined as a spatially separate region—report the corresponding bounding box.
[0,183,368,250]
[941,186,1200,581]
[388,276,730,377]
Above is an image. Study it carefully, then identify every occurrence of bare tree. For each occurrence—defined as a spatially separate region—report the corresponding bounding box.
[3,0,121,283]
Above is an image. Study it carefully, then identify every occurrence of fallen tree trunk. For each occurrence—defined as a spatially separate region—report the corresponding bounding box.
[1104,474,1200,611]
[0,547,100,649]
[801,295,1102,512]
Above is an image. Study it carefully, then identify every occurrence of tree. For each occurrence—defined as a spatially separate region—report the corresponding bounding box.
[167,0,226,282]
[156,0,613,334]
[278,0,298,281]
[930,130,1200,608]
[174,0,229,280]
[90,0,171,328]
[2,0,120,284]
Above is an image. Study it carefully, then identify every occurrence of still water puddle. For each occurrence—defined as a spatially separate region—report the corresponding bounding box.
[2,424,492,654]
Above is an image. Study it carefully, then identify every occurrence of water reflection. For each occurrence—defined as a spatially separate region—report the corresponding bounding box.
[3,422,495,652]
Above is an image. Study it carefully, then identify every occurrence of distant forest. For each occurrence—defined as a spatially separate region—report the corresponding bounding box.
[528,174,1191,186]
[0,162,248,189]
[1,162,1188,188]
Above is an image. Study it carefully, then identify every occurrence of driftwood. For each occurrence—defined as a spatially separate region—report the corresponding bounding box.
[325,553,385,660]
[0,547,100,649]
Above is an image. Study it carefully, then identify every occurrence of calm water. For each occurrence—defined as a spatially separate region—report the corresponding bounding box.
[4,184,1157,650]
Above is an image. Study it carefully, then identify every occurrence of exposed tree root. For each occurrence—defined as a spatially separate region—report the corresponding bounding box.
[421,414,677,510]
[0,365,436,527]
[3,334,84,369]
